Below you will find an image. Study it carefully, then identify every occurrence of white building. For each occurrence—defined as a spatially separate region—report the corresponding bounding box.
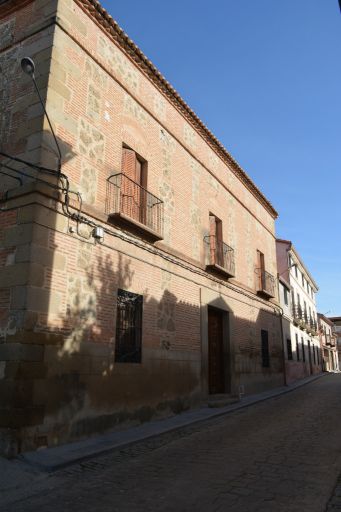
[318,314,339,372]
[276,239,322,384]
[329,317,341,370]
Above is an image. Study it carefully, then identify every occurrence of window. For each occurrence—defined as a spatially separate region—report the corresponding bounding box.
[287,339,293,360]
[283,287,289,306]
[296,333,300,361]
[261,330,270,367]
[301,337,305,362]
[115,289,143,363]
[295,265,298,278]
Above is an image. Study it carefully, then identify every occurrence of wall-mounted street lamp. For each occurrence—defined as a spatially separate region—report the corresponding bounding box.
[21,57,62,174]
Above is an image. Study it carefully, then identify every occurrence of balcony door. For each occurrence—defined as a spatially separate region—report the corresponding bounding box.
[209,214,223,267]
[121,148,146,224]
[257,250,265,290]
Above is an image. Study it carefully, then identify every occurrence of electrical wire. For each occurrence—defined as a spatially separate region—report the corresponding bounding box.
[0,152,281,315]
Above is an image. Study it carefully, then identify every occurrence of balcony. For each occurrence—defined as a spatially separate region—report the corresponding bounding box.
[310,319,318,335]
[256,269,276,299]
[204,236,235,278]
[292,304,306,329]
[106,173,163,240]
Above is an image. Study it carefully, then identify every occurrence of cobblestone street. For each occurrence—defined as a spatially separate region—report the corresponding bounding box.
[2,374,341,512]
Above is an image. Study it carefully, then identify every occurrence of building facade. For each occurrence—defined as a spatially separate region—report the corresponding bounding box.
[276,240,322,384]
[329,317,341,370]
[317,314,338,372]
[0,0,283,456]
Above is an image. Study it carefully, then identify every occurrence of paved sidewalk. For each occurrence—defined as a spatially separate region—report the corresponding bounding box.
[14,372,325,473]
[2,372,339,512]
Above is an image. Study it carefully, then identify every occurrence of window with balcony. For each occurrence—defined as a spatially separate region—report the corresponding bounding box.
[204,214,235,278]
[106,147,164,240]
[256,250,275,298]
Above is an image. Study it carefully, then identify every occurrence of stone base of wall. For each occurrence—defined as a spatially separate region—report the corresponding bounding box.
[0,338,202,457]
[240,372,284,396]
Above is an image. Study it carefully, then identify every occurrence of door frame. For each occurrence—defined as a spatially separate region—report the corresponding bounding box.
[200,289,236,397]
[208,305,226,394]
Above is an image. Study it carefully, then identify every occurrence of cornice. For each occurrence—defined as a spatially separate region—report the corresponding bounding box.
[0,0,33,18]
[73,0,278,219]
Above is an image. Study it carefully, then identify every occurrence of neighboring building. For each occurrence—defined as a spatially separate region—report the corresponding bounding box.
[329,317,341,369]
[317,314,338,372]
[0,0,283,456]
[276,240,322,384]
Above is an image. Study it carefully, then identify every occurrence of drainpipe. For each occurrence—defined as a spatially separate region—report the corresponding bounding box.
[278,306,287,386]
[276,274,287,387]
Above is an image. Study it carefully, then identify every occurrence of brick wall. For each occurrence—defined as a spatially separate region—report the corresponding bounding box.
[0,0,284,455]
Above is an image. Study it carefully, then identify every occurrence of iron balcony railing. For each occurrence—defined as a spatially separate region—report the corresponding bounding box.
[106,173,164,238]
[292,304,318,334]
[292,303,302,322]
[256,269,276,298]
[310,318,317,334]
[204,236,235,277]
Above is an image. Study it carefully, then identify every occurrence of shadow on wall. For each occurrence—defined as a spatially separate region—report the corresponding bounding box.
[38,250,203,445]
[0,129,76,198]
[1,132,285,453]
[36,245,286,447]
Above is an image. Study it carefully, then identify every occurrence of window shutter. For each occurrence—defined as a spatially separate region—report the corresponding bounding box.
[257,250,265,289]
[135,157,142,186]
[121,148,137,181]
[209,214,216,237]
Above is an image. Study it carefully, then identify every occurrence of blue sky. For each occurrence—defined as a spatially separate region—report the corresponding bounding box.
[100,0,341,315]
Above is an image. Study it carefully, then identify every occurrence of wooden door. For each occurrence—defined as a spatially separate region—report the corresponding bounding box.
[208,307,225,394]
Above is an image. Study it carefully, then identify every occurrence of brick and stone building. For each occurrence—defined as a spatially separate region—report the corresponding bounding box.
[276,240,322,384]
[0,0,283,456]
[317,314,338,372]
